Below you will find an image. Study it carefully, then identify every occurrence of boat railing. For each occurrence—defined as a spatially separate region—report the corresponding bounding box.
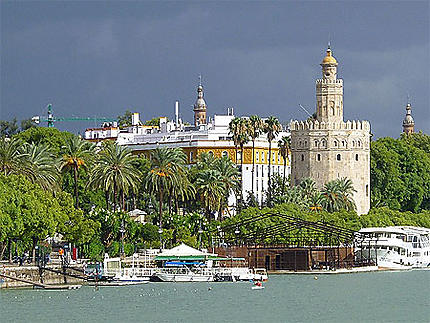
[104,266,253,277]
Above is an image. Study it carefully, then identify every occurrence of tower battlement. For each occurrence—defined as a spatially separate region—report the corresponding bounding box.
[316,79,343,85]
[290,120,370,132]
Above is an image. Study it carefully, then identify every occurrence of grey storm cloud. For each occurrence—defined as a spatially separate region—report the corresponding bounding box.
[1,1,429,138]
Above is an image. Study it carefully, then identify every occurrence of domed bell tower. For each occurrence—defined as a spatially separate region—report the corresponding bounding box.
[193,78,207,126]
[316,45,344,123]
[402,102,415,134]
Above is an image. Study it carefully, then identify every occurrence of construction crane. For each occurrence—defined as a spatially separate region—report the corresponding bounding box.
[32,104,117,128]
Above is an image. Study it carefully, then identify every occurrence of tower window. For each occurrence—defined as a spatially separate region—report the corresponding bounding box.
[342,141,345,147]
[334,141,338,147]
[366,185,369,197]
[336,154,341,161]
[355,154,359,161]
[315,140,318,147]
[222,151,228,158]
[317,154,321,161]
[301,154,304,161]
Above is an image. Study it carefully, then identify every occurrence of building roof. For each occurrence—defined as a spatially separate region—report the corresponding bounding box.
[157,243,215,257]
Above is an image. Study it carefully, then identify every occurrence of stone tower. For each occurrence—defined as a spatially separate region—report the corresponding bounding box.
[290,46,371,215]
[193,79,207,126]
[402,102,415,134]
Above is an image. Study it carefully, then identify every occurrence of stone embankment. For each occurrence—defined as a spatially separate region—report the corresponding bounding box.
[0,263,84,289]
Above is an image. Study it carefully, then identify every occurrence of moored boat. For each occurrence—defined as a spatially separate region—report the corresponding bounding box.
[356,226,430,270]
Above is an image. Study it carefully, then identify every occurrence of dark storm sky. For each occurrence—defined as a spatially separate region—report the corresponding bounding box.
[1,1,429,137]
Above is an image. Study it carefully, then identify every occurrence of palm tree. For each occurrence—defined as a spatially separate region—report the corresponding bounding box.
[61,136,95,208]
[299,177,317,200]
[0,137,24,175]
[337,177,357,211]
[89,142,141,211]
[263,116,282,206]
[278,136,291,194]
[321,180,343,212]
[195,169,225,219]
[213,156,240,218]
[228,117,242,166]
[237,118,249,172]
[144,148,187,231]
[248,115,264,195]
[309,192,324,213]
[20,142,59,191]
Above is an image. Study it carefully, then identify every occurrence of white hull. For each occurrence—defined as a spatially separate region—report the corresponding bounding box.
[252,286,265,290]
[156,273,213,282]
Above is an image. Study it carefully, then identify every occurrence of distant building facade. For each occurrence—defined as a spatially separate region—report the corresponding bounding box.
[84,82,290,207]
[290,46,371,215]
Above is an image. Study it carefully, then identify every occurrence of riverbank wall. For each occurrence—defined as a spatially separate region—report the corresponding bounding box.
[0,264,83,289]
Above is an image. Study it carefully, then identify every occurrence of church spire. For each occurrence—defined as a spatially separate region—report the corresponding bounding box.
[402,98,415,134]
[193,76,207,126]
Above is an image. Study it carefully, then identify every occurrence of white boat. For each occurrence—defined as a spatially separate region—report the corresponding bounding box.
[113,273,150,284]
[156,267,213,282]
[356,226,430,270]
[252,285,265,290]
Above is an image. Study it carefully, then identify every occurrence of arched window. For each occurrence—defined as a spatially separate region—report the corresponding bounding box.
[314,140,318,147]
[256,151,259,162]
[366,184,369,197]
[317,154,321,161]
[208,151,214,157]
[342,140,345,147]
[334,141,338,147]
[358,140,361,147]
[301,154,304,161]
[322,139,326,147]
[355,154,359,161]
[222,151,228,158]
[304,141,308,147]
[352,141,356,147]
[336,154,341,161]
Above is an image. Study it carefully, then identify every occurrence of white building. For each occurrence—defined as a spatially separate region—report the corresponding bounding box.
[84,83,290,207]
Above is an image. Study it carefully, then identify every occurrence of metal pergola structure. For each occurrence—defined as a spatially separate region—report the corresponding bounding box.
[210,211,361,247]
[208,211,376,269]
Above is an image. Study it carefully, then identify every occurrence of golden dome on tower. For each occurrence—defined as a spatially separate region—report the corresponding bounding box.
[321,47,338,65]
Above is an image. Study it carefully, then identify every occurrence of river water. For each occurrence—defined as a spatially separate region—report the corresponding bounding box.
[1,270,429,322]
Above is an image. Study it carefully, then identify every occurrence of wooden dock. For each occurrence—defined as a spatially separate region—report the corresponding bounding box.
[0,272,81,290]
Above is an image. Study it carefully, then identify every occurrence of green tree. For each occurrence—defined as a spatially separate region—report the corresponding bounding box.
[89,142,141,211]
[248,115,264,195]
[0,137,24,175]
[195,169,225,219]
[20,142,59,190]
[117,110,134,128]
[0,119,19,137]
[213,156,240,218]
[60,137,95,208]
[371,136,430,212]
[16,127,75,155]
[263,116,282,206]
[145,148,187,231]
